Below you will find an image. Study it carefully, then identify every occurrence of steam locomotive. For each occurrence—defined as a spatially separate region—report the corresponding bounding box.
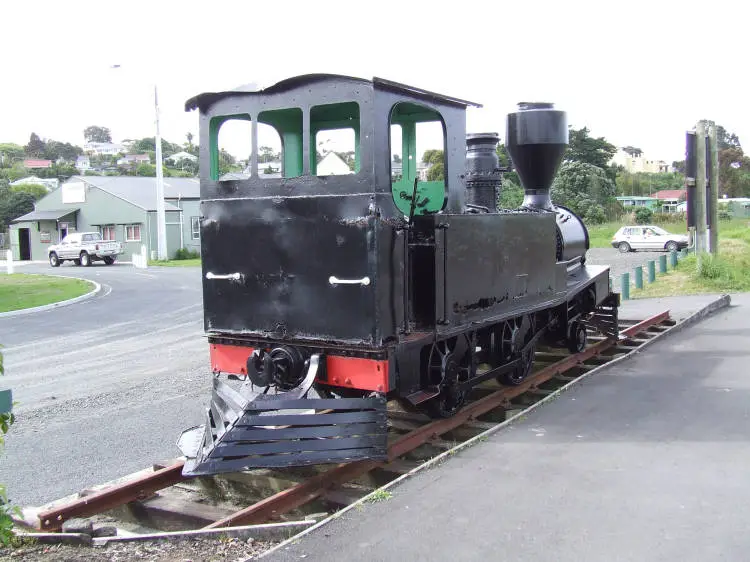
[177,74,619,476]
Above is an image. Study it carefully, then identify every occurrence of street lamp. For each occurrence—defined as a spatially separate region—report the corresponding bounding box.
[111,65,167,260]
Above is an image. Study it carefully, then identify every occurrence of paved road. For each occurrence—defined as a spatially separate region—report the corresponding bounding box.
[0,263,209,507]
[587,247,672,291]
[268,295,745,562]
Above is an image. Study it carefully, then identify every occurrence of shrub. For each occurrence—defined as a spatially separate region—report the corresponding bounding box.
[0,348,19,546]
[634,207,653,224]
[174,248,200,260]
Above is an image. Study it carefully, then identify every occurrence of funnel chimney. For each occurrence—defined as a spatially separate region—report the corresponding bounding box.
[506,102,568,210]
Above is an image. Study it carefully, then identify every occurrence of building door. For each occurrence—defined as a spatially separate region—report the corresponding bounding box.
[18,228,31,261]
[60,227,68,241]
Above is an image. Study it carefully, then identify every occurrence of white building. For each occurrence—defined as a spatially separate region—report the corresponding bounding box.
[84,142,125,155]
[166,151,198,165]
[611,149,670,174]
[75,155,91,171]
[10,176,59,191]
[317,152,352,175]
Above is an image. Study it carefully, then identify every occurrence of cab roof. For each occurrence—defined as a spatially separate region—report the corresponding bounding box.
[184,73,482,113]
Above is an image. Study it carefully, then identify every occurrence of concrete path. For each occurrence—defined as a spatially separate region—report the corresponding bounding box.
[265,293,745,562]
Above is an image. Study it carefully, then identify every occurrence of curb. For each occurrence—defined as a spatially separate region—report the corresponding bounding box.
[0,275,102,318]
[257,293,732,560]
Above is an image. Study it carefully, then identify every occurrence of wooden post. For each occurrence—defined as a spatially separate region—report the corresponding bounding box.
[708,125,719,255]
[694,121,707,266]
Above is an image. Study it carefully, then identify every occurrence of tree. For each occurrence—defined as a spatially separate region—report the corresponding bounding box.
[10,183,47,200]
[44,140,82,162]
[258,146,278,163]
[0,144,24,167]
[83,126,112,143]
[393,154,401,163]
[698,120,741,151]
[427,161,444,181]
[616,171,683,197]
[422,149,443,165]
[186,132,194,149]
[622,146,643,157]
[496,143,520,185]
[24,133,46,158]
[135,163,157,176]
[0,188,35,230]
[130,137,181,157]
[497,177,524,209]
[635,207,653,224]
[565,127,617,170]
[550,161,617,224]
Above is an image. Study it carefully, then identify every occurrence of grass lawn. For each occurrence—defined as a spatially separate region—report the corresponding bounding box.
[0,274,94,313]
[586,221,622,248]
[148,259,202,267]
[631,220,750,298]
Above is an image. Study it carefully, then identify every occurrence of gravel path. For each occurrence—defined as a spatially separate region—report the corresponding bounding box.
[586,247,673,291]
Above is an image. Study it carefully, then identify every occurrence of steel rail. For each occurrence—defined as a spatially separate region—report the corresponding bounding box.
[205,309,671,528]
[37,462,187,532]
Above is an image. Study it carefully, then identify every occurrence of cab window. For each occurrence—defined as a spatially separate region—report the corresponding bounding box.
[258,108,303,178]
[210,114,252,180]
[310,102,360,176]
[389,102,446,216]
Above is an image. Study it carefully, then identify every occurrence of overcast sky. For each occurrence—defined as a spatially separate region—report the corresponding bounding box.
[1,0,746,165]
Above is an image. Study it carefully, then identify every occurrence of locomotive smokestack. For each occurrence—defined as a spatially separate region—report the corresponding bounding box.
[465,132,502,212]
[506,102,568,210]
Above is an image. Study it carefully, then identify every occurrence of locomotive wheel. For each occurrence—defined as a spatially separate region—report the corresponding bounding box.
[423,335,474,418]
[567,321,588,353]
[495,315,537,386]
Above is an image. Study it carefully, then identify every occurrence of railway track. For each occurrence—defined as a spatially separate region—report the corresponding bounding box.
[26,310,674,545]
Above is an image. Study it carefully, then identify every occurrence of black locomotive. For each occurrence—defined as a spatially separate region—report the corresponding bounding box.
[177,74,619,476]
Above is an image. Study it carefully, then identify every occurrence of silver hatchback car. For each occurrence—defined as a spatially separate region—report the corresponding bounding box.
[611,225,689,253]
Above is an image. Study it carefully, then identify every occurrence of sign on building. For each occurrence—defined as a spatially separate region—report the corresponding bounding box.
[62,181,86,203]
[40,231,51,243]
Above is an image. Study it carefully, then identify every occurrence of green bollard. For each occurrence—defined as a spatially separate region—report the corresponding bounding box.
[621,273,630,300]
[635,266,643,289]
[648,261,656,283]
[659,254,667,273]
[670,250,678,268]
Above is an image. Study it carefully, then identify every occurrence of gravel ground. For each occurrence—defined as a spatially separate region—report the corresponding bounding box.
[0,536,273,561]
[586,247,673,291]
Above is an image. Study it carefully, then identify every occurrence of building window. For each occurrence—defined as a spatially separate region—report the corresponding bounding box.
[191,217,200,240]
[126,224,141,242]
[101,225,116,240]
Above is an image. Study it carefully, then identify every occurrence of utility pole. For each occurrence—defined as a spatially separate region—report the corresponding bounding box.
[154,85,167,261]
[111,64,168,260]
[708,125,719,255]
[694,121,707,265]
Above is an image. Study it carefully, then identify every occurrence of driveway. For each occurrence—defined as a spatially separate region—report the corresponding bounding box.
[0,263,209,508]
[587,247,674,291]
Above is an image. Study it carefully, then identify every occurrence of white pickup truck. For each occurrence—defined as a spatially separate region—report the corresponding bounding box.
[48,232,124,267]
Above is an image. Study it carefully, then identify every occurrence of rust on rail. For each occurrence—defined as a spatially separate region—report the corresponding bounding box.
[37,461,189,532]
